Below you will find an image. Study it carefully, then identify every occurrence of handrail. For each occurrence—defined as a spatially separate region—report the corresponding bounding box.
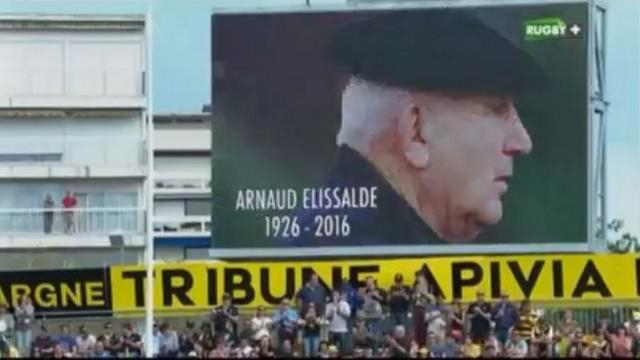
[154,176,211,190]
[153,216,210,234]
[0,207,141,214]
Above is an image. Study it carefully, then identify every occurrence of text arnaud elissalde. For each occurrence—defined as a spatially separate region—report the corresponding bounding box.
[234,187,379,211]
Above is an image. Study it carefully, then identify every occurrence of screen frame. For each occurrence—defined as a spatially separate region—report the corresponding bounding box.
[209,0,594,258]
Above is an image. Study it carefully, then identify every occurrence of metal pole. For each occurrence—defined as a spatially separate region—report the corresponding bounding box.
[601,115,607,249]
[144,1,155,358]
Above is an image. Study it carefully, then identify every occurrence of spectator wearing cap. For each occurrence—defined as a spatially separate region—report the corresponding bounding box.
[0,302,14,341]
[468,290,493,345]
[492,291,519,346]
[272,297,299,347]
[325,289,351,354]
[296,272,329,316]
[212,293,240,343]
[291,8,542,249]
[387,273,411,331]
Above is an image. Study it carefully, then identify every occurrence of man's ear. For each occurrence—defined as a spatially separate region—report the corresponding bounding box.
[399,102,430,168]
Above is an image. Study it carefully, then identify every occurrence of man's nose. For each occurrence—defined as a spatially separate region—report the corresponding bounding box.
[503,114,532,156]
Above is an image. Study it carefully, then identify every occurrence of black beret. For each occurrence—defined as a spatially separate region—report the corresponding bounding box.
[330,9,546,94]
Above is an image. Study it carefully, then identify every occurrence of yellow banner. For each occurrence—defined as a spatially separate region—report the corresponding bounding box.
[109,253,640,314]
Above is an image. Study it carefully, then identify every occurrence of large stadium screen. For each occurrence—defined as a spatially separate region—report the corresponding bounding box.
[211,2,589,257]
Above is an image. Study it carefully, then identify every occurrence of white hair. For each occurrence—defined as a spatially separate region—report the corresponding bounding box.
[337,77,408,152]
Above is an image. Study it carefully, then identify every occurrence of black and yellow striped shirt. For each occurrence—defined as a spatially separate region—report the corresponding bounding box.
[514,312,538,340]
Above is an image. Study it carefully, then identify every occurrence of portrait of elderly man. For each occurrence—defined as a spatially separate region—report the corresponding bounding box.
[289,9,545,247]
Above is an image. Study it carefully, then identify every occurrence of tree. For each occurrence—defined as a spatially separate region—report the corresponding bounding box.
[597,218,640,253]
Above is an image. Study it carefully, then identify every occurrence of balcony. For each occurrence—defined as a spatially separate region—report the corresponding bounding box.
[0,138,146,178]
[154,128,211,152]
[153,215,210,235]
[154,174,210,198]
[0,207,145,248]
[153,215,211,247]
[0,67,145,109]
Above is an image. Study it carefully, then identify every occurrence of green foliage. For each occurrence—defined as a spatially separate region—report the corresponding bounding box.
[598,218,640,253]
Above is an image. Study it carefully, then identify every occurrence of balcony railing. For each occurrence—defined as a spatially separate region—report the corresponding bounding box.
[0,69,143,98]
[0,138,145,167]
[0,207,145,235]
[154,176,211,193]
[154,128,211,151]
[153,216,210,235]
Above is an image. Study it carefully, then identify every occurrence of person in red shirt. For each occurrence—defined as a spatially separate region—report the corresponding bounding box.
[62,191,77,234]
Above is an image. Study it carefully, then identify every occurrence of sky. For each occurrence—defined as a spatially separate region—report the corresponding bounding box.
[1,0,638,238]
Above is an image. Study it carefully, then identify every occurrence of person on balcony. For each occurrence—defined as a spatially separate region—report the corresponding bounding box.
[43,194,54,234]
[62,191,77,235]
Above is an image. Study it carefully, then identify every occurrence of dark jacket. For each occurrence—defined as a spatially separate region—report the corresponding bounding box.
[286,145,443,247]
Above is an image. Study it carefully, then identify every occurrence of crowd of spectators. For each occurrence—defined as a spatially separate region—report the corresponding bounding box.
[2,272,640,358]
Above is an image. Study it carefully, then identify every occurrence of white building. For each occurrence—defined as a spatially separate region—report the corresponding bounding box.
[0,14,149,270]
[152,112,211,260]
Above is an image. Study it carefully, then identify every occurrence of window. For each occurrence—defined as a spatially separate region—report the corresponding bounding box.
[185,199,210,216]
